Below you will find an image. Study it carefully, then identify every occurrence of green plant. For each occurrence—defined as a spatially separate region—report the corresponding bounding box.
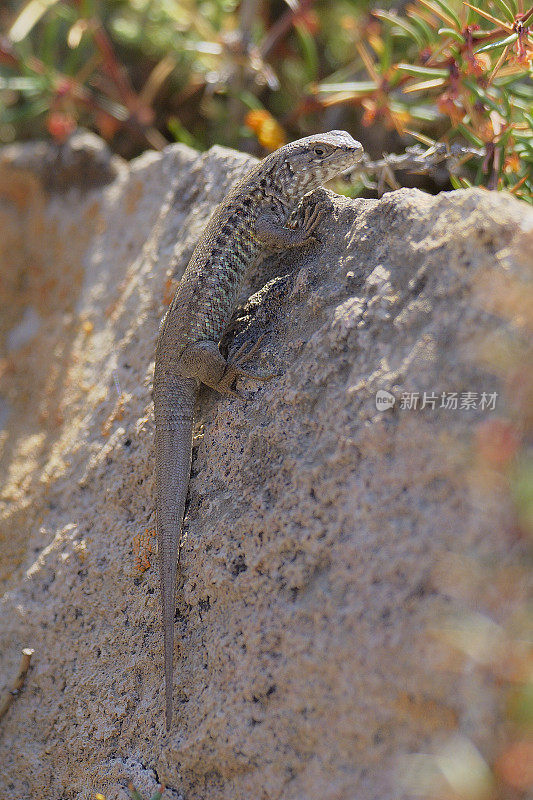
[316,0,533,200]
[0,0,530,200]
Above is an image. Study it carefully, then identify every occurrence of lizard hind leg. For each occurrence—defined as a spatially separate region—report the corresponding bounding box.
[179,337,274,397]
[218,334,276,393]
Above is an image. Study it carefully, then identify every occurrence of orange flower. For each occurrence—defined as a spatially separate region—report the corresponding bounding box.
[464,53,486,76]
[361,98,378,127]
[298,9,320,35]
[504,151,521,174]
[245,110,286,151]
[46,112,76,142]
[340,15,357,32]
[95,111,121,142]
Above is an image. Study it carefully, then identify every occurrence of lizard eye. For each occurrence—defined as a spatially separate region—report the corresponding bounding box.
[313,146,326,156]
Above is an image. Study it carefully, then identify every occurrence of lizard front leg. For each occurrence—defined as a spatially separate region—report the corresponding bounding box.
[179,338,273,398]
[255,189,333,249]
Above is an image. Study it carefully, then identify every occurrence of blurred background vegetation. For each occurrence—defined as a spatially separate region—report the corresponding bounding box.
[0,0,531,200]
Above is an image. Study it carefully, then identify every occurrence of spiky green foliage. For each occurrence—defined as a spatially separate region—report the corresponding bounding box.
[0,0,530,197]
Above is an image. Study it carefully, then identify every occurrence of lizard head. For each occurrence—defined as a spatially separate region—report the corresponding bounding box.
[267,130,364,196]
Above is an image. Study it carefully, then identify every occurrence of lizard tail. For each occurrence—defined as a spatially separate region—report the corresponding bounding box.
[154,375,197,731]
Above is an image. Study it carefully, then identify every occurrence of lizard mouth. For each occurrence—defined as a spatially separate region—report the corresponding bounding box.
[327,145,363,162]
[324,148,363,175]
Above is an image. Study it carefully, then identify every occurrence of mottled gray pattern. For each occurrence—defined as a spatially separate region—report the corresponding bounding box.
[153,131,364,730]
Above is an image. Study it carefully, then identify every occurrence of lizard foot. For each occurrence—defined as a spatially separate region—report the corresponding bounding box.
[256,192,331,250]
[217,334,275,397]
[291,189,333,243]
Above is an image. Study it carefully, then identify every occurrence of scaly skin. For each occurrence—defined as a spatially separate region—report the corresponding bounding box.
[153,130,364,730]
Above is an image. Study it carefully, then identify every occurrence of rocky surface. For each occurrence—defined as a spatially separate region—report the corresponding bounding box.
[0,132,531,800]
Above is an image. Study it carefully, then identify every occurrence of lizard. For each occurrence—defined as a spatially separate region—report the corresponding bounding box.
[153,130,364,730]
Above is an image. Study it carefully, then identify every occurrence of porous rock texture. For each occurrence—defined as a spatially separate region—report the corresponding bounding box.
[0,132,531,800]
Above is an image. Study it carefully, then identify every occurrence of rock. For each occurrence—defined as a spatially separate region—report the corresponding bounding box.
[0,129,124,193]
[6,306,42,352]
[0,134,531,800]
